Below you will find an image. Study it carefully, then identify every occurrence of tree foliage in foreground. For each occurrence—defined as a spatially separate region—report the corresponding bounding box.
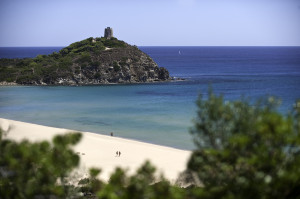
[0,131,82,198]
[0,129,184,199]
[94,161,184,199]
[188,91,300,198]
[1,91,300,199]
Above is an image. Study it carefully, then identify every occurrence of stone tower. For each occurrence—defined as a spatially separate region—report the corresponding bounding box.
[104,27,113,39]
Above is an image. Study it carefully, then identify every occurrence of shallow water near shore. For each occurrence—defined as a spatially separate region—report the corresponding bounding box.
[1,46,300,150]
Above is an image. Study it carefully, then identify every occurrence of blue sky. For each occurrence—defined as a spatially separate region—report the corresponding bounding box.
[0,0,299,46]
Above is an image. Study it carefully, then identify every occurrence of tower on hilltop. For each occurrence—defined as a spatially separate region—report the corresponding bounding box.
[104,27,113,39]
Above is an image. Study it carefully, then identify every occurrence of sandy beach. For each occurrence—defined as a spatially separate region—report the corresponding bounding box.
[0,118,192,183]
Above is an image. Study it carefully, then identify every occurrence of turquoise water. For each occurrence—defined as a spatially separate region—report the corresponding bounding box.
[0,84,197,149]
[1,47,300,150]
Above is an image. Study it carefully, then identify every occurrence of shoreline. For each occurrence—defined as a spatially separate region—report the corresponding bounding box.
[0,118,192,183]
[0,78,186,87]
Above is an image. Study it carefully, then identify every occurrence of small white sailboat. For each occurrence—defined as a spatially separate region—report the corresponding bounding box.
[178,50,181,55]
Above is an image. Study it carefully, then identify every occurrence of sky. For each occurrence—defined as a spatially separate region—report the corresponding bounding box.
[0,0,299,46]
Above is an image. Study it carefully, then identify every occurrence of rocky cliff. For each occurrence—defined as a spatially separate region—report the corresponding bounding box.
[0,37,171,85]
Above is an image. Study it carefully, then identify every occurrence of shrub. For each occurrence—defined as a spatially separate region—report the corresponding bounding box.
[113,61,120,72]
[94,72,101,79]
[0,130,82,198]
[76,52,91,64]
[188,90,300,198]
[101,37,126,48]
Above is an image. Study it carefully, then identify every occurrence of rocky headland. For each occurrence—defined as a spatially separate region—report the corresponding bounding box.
[0,37,171,85]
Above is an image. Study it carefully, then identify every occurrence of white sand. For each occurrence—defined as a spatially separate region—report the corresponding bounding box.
[0,118,192,183]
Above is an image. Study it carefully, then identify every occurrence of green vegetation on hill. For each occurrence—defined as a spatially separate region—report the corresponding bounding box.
[60,37,125,55]
[1,92,300,198]
[0,37,127,84]
[0,36,169,85]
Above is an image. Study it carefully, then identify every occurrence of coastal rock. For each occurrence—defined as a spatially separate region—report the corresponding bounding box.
[158,67,170,80]
[0,81,18,86]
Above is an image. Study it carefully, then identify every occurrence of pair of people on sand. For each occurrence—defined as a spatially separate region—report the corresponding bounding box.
[116,151,121,157]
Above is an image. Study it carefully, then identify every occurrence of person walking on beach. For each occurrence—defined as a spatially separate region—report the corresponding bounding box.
[116,151,121,157]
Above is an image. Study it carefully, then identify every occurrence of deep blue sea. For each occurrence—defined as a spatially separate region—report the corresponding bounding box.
[0,46,300,150]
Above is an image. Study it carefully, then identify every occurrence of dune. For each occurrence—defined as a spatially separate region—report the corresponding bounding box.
[0,118,192,183]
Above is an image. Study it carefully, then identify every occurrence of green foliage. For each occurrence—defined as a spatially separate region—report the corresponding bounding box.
[59,37,124,56]
[0,67,17,82]
[50,52,61,59]
[74,66,81,74]
[78,168,103,196]
[91,61,100,67]
[0,59,24,82]
[0,53,74,84]
[29,61,38,68]
[0,130,82,198]
[34,54,46,63]
[94,161,184,199]
[0,37,128,84]
[101,37,126,48]
[119,57,127,66]
[62,38,93,54]
[94,72,101,79]
[58,37,126,55]
[113,61,120,72]
[76,52,91,64]
[188,90,300,198]
[81,63,87,69]
[58,57,72,70]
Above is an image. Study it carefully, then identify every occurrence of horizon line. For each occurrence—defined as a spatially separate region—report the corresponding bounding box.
[1,45,300,48]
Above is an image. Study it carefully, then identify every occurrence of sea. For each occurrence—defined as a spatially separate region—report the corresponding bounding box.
[0,46,300,150]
